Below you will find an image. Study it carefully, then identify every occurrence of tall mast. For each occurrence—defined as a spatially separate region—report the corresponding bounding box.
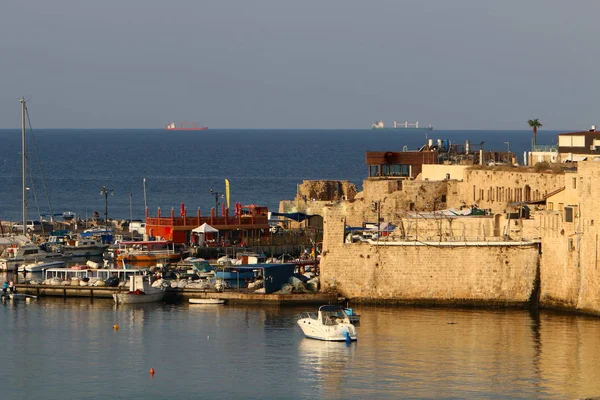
[20,98,27,236]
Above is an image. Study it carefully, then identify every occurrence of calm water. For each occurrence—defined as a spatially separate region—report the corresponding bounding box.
[0,128,559,222]
[1,299,599,399]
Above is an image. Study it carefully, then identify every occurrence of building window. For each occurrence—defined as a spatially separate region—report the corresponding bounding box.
[565,207,573,222]
[573,177,577,189]
[548,202,553,211]
[558,203,564,211]
[369,166,380,177]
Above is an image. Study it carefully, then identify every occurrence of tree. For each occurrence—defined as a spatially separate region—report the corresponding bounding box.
[528,118,543,147]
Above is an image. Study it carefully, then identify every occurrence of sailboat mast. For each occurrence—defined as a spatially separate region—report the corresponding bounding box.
[20,98,27,236]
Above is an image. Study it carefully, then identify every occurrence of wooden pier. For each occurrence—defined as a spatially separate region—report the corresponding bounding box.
[14,284,337,305]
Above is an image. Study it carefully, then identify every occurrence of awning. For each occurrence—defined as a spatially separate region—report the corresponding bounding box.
[269,212,315,222]
[192,223,219,233]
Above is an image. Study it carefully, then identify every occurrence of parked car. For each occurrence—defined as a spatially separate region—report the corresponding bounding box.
[11,220,43,233]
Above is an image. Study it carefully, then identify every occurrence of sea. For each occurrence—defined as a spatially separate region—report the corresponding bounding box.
[4,128,600,399]
[0,128,558,223]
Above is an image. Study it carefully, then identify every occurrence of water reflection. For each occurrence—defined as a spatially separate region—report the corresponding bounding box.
[1,299,600,398]
[297,339,356,398]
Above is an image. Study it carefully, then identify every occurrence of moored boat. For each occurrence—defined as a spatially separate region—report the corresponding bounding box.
[343,308,361,324]
[113,240,188,266]
[18,260,66,273]
[61,237,109,258]
[112,275,166,305]
[0,243,64,272]
[189,298,225,305]
[297,305,358,342]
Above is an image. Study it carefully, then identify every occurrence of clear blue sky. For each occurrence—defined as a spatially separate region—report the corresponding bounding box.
[1,0,599,129]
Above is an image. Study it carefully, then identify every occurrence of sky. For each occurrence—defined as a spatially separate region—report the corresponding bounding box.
[1,0,599,130]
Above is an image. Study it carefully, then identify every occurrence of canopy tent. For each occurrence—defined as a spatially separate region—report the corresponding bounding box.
[269,212,315,223]
[192,223,219,233]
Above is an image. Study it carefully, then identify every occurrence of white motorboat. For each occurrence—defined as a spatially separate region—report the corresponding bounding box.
[18,260,66,272]
[189,298,225,305]
[0,243,63,272]
[112,275,166,305]
[297,305,358,342]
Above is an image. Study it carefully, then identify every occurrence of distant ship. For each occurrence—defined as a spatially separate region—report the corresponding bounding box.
[371,121,433,131]
[165,122,208,131]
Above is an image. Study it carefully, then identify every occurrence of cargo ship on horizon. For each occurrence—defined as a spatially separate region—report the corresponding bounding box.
[371,121,433,131]
[165,122,208,131]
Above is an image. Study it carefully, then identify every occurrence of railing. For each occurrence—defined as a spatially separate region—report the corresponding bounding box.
[531,145,557,152]
[146,215,269,227]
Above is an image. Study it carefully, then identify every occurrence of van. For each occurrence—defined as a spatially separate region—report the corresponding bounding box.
[129,221,146,235]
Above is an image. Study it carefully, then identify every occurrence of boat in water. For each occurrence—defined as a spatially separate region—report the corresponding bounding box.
[343,307,361,324]
[371,120,433,131]
[165,122,208,131]
[0,243,64,271]
[112,275,166,305]
[18,260,66,273]
[189,298,225,305]
[297,305,358,342]
[112,240,189,266]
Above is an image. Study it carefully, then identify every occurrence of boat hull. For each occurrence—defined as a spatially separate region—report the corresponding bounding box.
[63,246,108,258]
[18,260,66,272]
[297,319,357,341]
[189,298,225,304]
[112,291,165,304]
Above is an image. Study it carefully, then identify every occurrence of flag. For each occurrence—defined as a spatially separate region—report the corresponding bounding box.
[225,179,230,209]
[180,202,185,217]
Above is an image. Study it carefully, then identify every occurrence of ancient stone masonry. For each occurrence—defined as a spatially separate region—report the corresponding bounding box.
[280,164,600,315]
[296,180,357,202]
[320,205,539,305]
[447,167,565,211]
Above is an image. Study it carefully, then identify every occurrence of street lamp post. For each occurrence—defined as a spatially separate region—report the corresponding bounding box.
[210,188,224,216]
[100,185,114,231]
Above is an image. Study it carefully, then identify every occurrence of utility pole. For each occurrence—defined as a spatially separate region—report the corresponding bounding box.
[210,188,224,216]
[100,185,114,231]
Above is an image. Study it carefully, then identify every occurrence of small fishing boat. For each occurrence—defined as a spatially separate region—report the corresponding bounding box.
[189,298,225,305]
[112,275,165,305]
[297,305,358,342]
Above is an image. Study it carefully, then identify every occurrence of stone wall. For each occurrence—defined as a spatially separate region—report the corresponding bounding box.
[321,205,540,305]
[448,168,565,211]
[538,162,600,314]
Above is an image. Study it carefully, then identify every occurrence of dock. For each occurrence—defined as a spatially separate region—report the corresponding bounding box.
[14,284,336,305]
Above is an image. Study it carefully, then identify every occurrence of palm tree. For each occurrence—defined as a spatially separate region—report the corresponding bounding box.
[528,118,543,147]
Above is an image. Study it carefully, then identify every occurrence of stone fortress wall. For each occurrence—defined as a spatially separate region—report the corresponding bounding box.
[282,163,600,315]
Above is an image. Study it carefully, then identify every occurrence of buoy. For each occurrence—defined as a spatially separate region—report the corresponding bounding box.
[149,368,155,376]
[113,324,119,330]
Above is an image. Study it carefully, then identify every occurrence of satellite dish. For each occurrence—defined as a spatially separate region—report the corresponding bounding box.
[402,145,409,152]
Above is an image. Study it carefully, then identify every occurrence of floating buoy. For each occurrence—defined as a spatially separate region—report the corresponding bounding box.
[113,324,119,330]
[149,368,155,376]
